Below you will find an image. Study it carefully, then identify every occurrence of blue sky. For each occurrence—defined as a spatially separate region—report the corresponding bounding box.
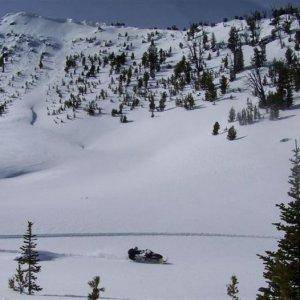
[0,0,297,28]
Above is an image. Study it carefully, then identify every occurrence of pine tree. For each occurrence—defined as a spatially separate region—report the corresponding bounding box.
[234,46,244,73]
[88,276,105,300]
[148,40,159,78]
[18,221,42,295]
[159,92,167,111]
[285,48,296,66]
[237,112,243,125]
[211,32,217,49]
[212,122,220,135]
[143,71,149,88]
[8,262,25,294]
[0,55,5,72]
[246,11,261,45]
[242,108,248,124]
[252,47,265,68]
[16,263,25,294]
[205,80,217,102]
[257,141,300,299]
[174,56,191,84]
[149,94,156,112]
[227,275,239,300]
[227,126,237,140]
[87,64,96,77]
[184,93,195,110]
[202,31,208,45]
[228,27,239,53]
[220,76,228,94]
[246,108,254,124]
[254,105,261,120]
[228,107,236,122]
[272,60,291,109]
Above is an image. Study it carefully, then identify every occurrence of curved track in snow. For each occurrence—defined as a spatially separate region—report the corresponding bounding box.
[0,232,278,240]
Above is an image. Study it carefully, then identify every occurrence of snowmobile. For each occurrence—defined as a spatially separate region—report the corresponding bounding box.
[128,247,167,264]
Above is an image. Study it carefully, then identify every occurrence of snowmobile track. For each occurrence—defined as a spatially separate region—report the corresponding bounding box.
[0,232,278,240]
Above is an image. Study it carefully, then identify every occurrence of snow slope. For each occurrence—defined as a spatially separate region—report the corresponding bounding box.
[0,11,299,299]
[0,11,299,235]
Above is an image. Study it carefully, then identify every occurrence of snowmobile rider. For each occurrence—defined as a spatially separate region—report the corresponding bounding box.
[128,247,142,260]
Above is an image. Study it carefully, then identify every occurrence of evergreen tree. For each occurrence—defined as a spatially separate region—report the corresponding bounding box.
[252,47,265,68]
[87,64,96,77]
[283,18,292,35]
[254,105,261,120]
[173,56,191,84]
[8,262,25,294]
[148,40,159,78]
[237,112,243,125]
[285,48,296,66]
[88,276,105,300]
[228,26,244,74]
[257,141,300,299]
[212,122,220,135]
[228,27,239,53]
[159,92,167,111]
[18,221,42,295]
[220,75,228,94]
[246,12,261,45]
[202,31,208,45]
[184,93,195,110]
[272,60,290,108]
[227,275,239,300]
[211,32,217,50]
[228,107,236,122]
[223,55,229,69]
[246,108,254,124]
[205,78,217,102]
[227,126,237,140]
[149,94,156,112]
[234,46,244,73]
[0,54,4,72]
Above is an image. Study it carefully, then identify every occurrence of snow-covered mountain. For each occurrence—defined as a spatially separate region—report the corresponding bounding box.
[0,9,299,299]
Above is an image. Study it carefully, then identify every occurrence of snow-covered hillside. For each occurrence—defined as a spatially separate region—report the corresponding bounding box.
[0,10,299,299]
